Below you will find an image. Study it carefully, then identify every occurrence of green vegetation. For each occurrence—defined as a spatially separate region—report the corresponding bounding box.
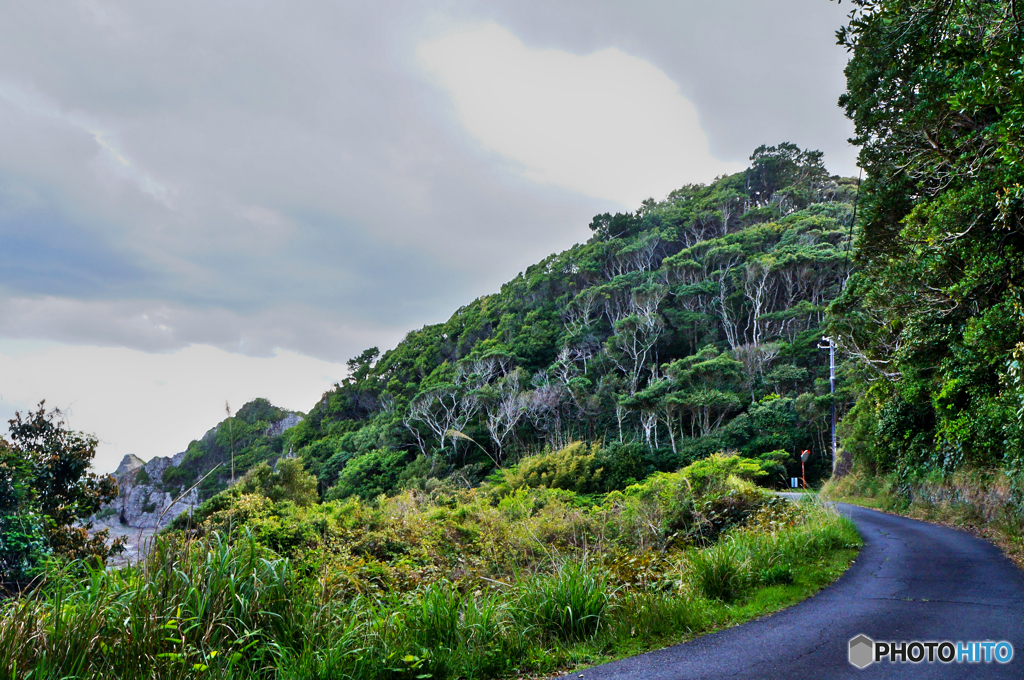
[155,399,301,501]
[0,403,122,587]
[825,0,1024,528]
[1,456,859,679]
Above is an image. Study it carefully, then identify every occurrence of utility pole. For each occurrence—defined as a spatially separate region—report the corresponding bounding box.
[818,336,837,467]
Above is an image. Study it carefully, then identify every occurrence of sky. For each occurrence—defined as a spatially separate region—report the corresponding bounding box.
[0,0,857,472]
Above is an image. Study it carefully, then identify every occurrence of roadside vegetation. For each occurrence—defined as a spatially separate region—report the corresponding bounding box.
[1,449,858,679]
[817,0,1024,565]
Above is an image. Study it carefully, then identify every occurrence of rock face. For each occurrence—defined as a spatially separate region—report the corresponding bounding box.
[100,413,303,531]
[266,413,303,437]
[105,452,200,530]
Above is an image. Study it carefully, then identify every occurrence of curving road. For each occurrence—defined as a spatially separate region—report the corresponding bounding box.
[568,502,1024,679]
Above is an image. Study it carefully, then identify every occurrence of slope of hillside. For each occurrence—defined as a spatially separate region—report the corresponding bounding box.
[150,144,857,508]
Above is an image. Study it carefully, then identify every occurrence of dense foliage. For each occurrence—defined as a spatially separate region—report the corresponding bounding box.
[830,0,1024,501]
[0,404,122,585]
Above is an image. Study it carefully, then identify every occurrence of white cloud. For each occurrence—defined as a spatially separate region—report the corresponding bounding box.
[418,23,743,207]
[0,340,348,473]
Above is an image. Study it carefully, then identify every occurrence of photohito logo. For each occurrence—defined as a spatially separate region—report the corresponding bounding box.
[849,635,1014,668]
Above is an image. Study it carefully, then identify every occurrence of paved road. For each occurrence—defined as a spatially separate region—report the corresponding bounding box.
[568,503,1024,678]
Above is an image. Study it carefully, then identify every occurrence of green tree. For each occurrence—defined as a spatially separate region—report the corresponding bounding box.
[664,347,745,438]
[3,403,122,577]
[0,437,48,584]
[832,0,1024,480]
[236,458,319,506]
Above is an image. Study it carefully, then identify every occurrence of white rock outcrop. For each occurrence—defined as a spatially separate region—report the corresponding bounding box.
[104,452,200,530]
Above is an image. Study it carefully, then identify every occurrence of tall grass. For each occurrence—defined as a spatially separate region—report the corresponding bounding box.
[0,499,859,680]
[685,498,860,603]
[515,560,610,642]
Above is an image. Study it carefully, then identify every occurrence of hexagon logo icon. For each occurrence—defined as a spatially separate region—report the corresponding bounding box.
[849,634,874,669]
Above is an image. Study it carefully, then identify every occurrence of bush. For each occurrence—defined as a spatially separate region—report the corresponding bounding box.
[326,448,411,500]
[2,404,122,573]
[681,452,766,494]
[161,464,194,495]
[237,458,318,506]
[0,512,48,585]
[696,482,772,540]
[235,398,288,425]
[0,478,862,679]
[596,442,680,491]
[503,442,603,494]
[756,450,790,488]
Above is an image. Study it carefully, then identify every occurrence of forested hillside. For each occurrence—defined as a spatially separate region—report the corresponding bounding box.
[828,0,1024,505]
[266,144,859,500]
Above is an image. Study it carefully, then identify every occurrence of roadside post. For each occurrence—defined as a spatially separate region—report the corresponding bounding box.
[800,449,810,489]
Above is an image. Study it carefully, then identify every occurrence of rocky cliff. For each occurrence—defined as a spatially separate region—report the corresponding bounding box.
[100,411,304,530]
[104,450,199,529]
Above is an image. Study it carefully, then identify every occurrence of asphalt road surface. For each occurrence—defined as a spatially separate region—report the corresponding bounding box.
[567,502,1024,679]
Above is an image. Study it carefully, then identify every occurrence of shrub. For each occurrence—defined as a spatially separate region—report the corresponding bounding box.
[756,450,790,488]
[2,405,122,574]
[0,511,48,585]
[596,442,648,491]
[326,448,411,500]
[681,452,766,494]
[696,481,772,540]
[504,442,603,494]
[235,398,288,424]
[0,476,862,679]
[161,464,194,495]
[237,458,318,506]
[609,471,696,549]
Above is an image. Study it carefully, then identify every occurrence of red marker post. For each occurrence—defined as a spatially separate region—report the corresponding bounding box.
[800,450,810,489]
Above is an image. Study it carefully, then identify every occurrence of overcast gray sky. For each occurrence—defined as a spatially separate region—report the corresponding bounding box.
[0,0,856,470]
